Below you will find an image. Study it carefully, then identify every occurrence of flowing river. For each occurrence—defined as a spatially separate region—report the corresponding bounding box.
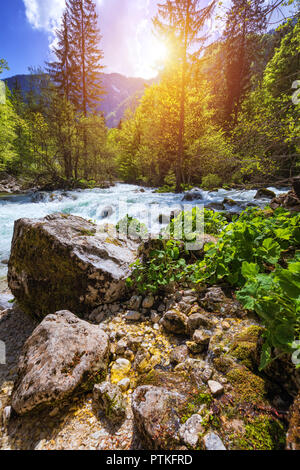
[0,183,288,277]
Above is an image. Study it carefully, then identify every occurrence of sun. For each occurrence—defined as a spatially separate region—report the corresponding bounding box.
[137,37,168,79]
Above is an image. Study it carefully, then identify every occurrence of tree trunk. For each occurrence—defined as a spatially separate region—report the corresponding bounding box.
[80,0,88,179]
[176,0,190,193]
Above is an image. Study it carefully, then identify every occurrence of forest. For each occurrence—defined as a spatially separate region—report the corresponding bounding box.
[0,0,299,192]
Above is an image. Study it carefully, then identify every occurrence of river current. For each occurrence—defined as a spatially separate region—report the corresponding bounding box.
[0,183,288,277]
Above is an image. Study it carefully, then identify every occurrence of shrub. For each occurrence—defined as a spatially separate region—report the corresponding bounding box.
[201,174,222,190]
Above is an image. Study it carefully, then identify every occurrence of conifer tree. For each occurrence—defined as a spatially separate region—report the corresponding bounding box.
[222,0,267,125]
[67,0,105,116]
[46,11,73,101]
[153,0,216,192]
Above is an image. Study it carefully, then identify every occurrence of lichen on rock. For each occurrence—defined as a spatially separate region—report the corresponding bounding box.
[8,214,139,318]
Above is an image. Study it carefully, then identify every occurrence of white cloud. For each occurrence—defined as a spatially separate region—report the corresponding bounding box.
[23,0,66,32]
[21,0,161,78]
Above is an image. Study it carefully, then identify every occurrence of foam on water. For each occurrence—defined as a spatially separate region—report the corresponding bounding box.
[0,183,288,277]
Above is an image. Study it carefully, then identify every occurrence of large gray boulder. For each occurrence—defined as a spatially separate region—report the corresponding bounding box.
[8,214,139,317]
[11,310,109,415]
[132,386,186,449]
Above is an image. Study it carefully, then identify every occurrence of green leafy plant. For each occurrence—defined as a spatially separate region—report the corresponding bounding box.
[166,207,227,240]
[116,215,148,239]
[127,239,189,294]
[191,207,300,287]
[237,255,300,370]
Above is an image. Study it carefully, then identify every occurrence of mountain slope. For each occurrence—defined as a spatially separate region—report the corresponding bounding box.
[5,72,151,128]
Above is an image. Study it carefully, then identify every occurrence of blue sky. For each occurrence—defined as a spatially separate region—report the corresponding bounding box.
[1,0,161,79]
[1,0,50,78]
[0,0,296,80]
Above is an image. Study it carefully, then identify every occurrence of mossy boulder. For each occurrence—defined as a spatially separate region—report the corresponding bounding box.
[235,416,286,450]
[8,214,139,318]
[229,326,264,371]
[226,365,267,404]
[132,386,187,449]
[93,382,126,425]
[254,188,276,200]
[132,370,201,449]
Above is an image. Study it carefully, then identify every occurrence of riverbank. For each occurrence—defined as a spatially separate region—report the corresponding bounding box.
[0,173,115,196]
[0,207,299,450]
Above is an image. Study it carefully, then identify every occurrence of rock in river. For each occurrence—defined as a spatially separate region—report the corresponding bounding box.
[8,213,139,317]
[11,310,109,415]
[182,188,203,201]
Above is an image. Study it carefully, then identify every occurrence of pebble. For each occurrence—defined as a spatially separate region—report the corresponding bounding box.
[2,406,11,427]
[115,339,127,355]
[179,414,204,448]
[142,296,155,309]
[201,367,213,383]
[49,407,59,417]
[111,358,131,384]
[193,330,211,346]
[128,295,142,311]
[203,432,226,450]
[110,304,120,314]
[208,380,224,397]
[118,378,130,392]
[125,311,142,322]
[222,321,231,330]
[150,311,160,323]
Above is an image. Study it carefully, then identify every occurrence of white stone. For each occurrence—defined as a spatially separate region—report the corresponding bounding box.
[208,380,224,397]
[118,378,130,392]
[204,432,226,450]
[179,414,204,448]
[2,406,11,427]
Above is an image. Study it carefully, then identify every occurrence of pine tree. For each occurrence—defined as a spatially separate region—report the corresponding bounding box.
[223,0,267,125]
[46,11,74,101]
[153,0,216,192]
[67,0,105,116]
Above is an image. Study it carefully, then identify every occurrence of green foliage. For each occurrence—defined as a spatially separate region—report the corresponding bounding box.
[181,392,214,424]
[129,209,226,294]
[201,173,222,190]
[167,207,227,241]
[190,207,300,369]
[0,90,17,170]
[237,255,300,370]
[116,215,148,240]
[0,59,9,75]
[128,239,188,294]
[232,19,300,181]
[191,207,300,286]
